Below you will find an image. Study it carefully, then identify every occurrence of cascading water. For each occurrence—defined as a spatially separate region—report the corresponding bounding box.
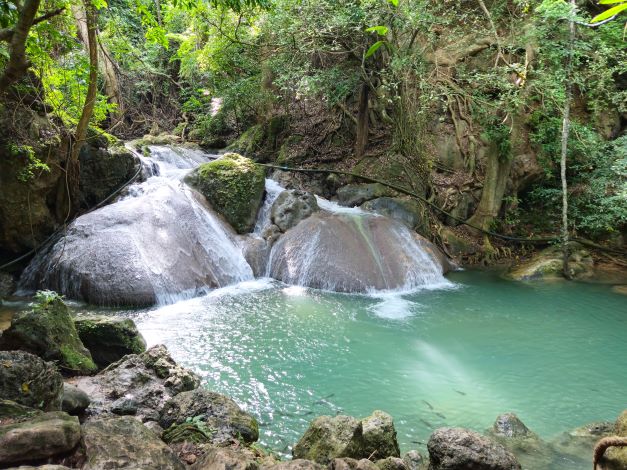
[18,146,253,306]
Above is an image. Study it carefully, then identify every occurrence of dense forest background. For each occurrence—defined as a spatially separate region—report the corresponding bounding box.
[0,0,625,266]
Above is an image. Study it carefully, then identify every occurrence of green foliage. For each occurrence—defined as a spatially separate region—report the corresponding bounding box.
[6,143,50,182]
[32,290,64,309]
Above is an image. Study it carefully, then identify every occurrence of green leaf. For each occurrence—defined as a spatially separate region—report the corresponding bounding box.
[365,25,388,36]
[387,0,399,6]
[365,41,385,58]
[598,0,625,4]
[590,2,627,22]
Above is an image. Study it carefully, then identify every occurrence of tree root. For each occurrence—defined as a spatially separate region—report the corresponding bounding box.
[593,436,627,470]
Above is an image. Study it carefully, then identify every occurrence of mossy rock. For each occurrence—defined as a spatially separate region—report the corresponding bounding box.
[185,153,265,234]
[74,315,146,369]
[227,124,266,158]
[0,294,96,375]
[505,244,594,281]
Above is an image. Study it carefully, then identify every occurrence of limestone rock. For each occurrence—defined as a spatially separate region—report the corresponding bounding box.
[74,315,146,369]
[491,413,531,438]
[361,410,400,459]
[329,458,377,470]
[506,244,594,281]
[375,457,407,470]
[0,350,63,411]
[271,190,319,232]
[361,198,427,234]
[0,411,81,465]
[185,153,265,233]
[61,383,90,415]
[401,450,423,470]
[0,294,96,375]
[82,415,185,470]
[191,446,258,470]
[73,344,200,422]
[427,427,521,470]
[337,184,397,208]
[159,388,259,444]
[293,415,364,465]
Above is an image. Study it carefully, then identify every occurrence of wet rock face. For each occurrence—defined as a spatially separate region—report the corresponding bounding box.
[159,388,259,445]
[73,344,200,422]
[492,413,531,438]
[0,295,96,375]
[337,184,397,208]
[268,213,448,293]
[360,198,426,234]
[19,182,253,306]
[271,190,319,232]
[74,315,146,369]
[185,153,266,234]
[0,410,81,465]
[82,415,185,470]
[293,411,401,465]
[0,351,63,411]
[427,427,521,470]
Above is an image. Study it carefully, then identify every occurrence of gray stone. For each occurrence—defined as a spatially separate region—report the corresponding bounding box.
[329,458,377,470]
[362,410,400,459]
[361,198,426,233]
[401,451,423,470]
[492,413,531,438]
[61,383,90,415]
[191,446,258,470]
[0,411,81,465]
[159,387,259,444]
[0,350,63,411]
[292,415,364,465]
[271,190,319,232]
[337,184,397,207]
[73,344,200,422]
[74,315,147,369]
[82,415,185,470]
[375,457,407,470]
[427,427,521,470]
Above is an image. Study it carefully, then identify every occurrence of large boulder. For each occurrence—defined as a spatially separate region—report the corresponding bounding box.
[427,427,521,470]
[336,184,398,208]
[0,410,81,465]
[506,244,594,281]
[74,315,146,369]
[271,190,319,232]
[0,351,63,411]
[82,415,185,470]
[79,138,140,208]
[0,293,96,375]
[73,344,200,422]
[268,213,449,293]
[293,411,400,465]
[159,388,259,444]
[185,153,265,233]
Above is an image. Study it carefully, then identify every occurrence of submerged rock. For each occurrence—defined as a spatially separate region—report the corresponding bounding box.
[73,344,200,422]
[268,213,449,293]
[293,411,401,465]
[0,294,96,375]
[0,410,81,465]
[427,427,521,470]
[185,153,266,233]
[74,315,146,368]
[0,351,63,411]
[19,181,253,306]
[82,415,185,470]
[506,244,594,281]
[492,413,532,438]
[61,383,91,415]
[159,388,259,444]
[271,189,319,232]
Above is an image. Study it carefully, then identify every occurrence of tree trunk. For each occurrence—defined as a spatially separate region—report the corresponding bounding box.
[72,3,124,126]
[354,83,369,158]
[560,0,576,279]
[65,0,98,218]
[0,0,41,93]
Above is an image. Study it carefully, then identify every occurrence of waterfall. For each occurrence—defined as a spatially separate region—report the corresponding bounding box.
[18,146,253,306]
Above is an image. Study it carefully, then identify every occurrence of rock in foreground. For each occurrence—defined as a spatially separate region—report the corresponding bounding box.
[427,427,521,470]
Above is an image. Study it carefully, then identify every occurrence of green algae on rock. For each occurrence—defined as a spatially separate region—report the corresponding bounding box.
[0,292,96,375]
[185,153,265,234]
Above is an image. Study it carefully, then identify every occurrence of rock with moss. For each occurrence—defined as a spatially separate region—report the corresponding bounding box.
[361,411,400,459]
[0,292,97,375]
[159,388,259,444]
[596,410,627,470]
[0,351,63,411]
[0,272,15,299]
[271,190,319,232]
[506,244,594,281]
[82,415,185,470]
[74,315,146,369]
[73,344,199,422]
[337,184,398,208]
[0,399,42,423]
[550,421,614,467]
[185,153,265,233]
[0,410,81,465]
[191,446,259,470]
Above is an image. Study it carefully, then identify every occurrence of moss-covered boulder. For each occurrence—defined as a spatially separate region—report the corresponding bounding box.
[185,153,265,233]
[0,351,63,411]
[0,292,96,375]
[74,315,146,369]
[505,244,594,281]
